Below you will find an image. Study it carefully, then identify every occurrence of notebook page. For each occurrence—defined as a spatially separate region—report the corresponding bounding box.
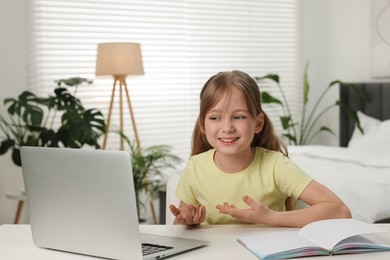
[238,231,324,257]
[298,219,385,250]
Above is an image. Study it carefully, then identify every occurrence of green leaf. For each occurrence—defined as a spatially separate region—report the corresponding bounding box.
[282,133,297,144]
[25,134,40,146]
[58,108,105,148]
[53,87,84,111]
[56,128,71,147]
[12,148,22,166]
[347,83,368,102]
[55,77,93,87]
[19,91,37,100]
[280,116,292,130]
[4,91,44,126]
[261,92,283,105]
[337,101,363,133]
[328,80,342,88]
[318,126,335,135]
[303,62,310,105]
[255,74,279,84]
[0,139,14,154]
[39,129,59,147]
[24,105,44,126]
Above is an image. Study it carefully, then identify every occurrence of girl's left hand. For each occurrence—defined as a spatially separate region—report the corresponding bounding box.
[216,195,272,224]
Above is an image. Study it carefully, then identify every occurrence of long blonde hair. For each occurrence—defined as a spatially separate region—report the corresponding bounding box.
[191,70,287,157]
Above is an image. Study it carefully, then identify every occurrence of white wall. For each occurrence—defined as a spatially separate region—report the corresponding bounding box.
[0,0,28,224]
[0,0,383,224]
[304,0,385,145]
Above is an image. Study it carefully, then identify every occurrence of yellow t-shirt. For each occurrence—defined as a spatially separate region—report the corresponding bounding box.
[175,147,313,224]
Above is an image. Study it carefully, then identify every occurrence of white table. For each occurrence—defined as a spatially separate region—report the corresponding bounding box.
[1,224,390,260]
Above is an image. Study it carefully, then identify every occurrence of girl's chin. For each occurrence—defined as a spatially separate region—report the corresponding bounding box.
[215,147,251,157]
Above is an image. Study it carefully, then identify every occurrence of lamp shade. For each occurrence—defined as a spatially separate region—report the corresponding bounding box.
[95,42,144,76]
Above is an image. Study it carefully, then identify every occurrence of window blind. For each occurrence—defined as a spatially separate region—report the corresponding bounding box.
[25,0,304,163]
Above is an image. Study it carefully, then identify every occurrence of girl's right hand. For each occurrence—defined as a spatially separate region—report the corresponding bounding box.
[169,201,206,225]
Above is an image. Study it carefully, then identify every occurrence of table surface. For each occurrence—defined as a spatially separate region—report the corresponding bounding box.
[1,224,390,260]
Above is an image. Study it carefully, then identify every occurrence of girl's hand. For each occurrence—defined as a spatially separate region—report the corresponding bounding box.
[216,195,272,224]
[169,202,206,225]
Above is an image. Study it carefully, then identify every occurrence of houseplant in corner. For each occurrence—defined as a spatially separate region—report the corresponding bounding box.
[0,77,106,166]
[256,62,367,145]
[122,134,182,222]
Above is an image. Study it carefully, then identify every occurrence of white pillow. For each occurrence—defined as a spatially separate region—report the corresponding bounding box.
[365,119,390,153]
[348,111,390,154]
[348,111,381,148]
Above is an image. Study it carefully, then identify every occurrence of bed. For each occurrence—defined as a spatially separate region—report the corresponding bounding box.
[288,82,390,223]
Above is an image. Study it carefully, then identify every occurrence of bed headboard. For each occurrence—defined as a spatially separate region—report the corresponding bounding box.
[339,82,390,147]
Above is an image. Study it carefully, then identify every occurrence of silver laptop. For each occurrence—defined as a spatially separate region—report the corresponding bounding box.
[20,146,208,260]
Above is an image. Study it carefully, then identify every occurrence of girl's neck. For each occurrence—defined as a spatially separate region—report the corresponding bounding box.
[213,147,256,174]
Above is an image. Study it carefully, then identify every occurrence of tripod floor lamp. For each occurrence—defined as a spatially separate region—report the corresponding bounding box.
[95,42,159,224]
[95,42,144,150]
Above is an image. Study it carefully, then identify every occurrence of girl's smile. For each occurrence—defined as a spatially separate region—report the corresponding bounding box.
[218,137,240,143]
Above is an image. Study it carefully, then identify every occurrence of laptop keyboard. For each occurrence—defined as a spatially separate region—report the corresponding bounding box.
[142,243,174,256]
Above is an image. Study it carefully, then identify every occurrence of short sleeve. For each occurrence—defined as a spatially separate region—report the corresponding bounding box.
[175,159,200,206]
[274,154,313,200]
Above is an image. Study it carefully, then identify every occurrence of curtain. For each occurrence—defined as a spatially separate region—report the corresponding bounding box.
[25,0,304,162]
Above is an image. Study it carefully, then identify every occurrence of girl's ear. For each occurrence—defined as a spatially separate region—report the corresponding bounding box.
[255,113,264,134]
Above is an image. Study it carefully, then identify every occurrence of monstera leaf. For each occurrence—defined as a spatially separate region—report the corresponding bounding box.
[0,77,106,166]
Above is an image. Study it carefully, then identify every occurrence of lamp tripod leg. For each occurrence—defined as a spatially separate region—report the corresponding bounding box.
[123,82,141,148]
[119,79,124,150]
[102,79,117,149]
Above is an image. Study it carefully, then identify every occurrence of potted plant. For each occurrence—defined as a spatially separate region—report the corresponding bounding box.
[256,62,367,145]
[0,77,106,166]
[122,134,182,221]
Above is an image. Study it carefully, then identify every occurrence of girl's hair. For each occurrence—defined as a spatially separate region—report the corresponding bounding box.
[191,70,288,157]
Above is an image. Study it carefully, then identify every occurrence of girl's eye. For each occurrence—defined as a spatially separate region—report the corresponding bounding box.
[208,115,220,121]
[234,115,246,120]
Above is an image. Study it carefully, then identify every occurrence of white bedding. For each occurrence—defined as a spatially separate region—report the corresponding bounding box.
[288,145,390,223]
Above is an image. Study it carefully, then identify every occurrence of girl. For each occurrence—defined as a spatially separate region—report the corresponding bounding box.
[169,70,351,227]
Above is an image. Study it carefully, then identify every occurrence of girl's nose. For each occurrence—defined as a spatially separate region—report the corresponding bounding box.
[222,119,235,133]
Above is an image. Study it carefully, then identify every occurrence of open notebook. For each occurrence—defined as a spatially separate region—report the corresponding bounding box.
[20,146,208,260]
[238,218,390,260]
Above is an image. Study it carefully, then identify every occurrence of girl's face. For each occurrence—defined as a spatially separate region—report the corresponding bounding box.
[203,86,263,161]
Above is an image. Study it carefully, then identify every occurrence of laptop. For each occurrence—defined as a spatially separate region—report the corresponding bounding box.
[20,146,208,260]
